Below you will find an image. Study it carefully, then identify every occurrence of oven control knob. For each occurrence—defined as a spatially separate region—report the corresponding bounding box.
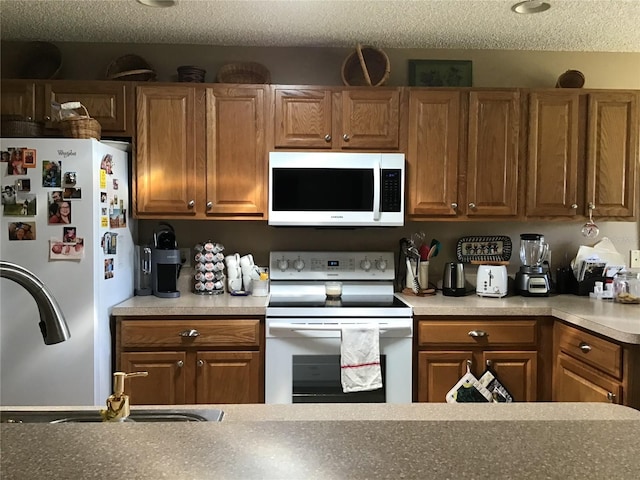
[360,259,372,271]
[293,258,305,271]
[376,259,388,271]
[277,258,289,271]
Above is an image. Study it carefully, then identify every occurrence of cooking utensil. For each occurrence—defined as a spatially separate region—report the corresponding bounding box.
[406,257,420,294]
[427,239,440,260]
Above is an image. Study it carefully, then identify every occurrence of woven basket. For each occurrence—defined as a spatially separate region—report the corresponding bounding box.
[106,54,156,81]
[341,44,390,87]
[556,69,585,88]
[216,62,271,84]
[60,105,101,140]
[1,116,44,137]
[177,65,206,83]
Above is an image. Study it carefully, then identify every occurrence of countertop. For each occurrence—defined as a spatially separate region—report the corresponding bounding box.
[2,403,640,479]
[112,289,640,343]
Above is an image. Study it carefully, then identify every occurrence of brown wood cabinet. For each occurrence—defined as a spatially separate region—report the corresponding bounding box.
[416,317,551,403]
[134,84,267,219]
[553,322,640,408]
[407,89,522,219]
[272,86,402,150]
[116,318,263,405]
[1,79,134,137]
[407,90,462,217]
[526,90,638,219]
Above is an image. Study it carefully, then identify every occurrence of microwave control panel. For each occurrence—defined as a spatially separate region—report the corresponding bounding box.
[381,169,402,212]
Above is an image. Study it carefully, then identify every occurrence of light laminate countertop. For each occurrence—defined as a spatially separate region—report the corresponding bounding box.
[112,289,640,343]
[2,403,639,479]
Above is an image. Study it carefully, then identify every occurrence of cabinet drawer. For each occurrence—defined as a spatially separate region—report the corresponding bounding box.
[554,322,621,379]
[418,320,537,347]
[120,319,260,348]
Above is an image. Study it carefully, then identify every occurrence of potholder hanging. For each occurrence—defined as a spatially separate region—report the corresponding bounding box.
[478,367,514,403]
[445,365,493,403]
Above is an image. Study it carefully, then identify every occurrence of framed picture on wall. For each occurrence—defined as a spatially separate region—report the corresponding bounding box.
[408,60,473,87]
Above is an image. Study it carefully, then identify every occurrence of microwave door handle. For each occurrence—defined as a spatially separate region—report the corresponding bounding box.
[373,161,381,221]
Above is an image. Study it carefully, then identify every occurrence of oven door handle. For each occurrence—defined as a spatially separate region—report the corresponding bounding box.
[268,322,410,334]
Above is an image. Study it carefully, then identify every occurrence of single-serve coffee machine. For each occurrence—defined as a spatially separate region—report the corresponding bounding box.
[151,223,181,298]
[515,233,550,296]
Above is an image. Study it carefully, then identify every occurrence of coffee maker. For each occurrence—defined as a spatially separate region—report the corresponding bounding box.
[151,223,181,298]
[515,233,550,296]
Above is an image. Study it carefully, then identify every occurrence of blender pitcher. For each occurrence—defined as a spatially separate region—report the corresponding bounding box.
[520,233,548,267]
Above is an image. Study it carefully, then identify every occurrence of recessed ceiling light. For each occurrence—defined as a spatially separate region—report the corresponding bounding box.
[137,0,177,7]
[512,1,551,14]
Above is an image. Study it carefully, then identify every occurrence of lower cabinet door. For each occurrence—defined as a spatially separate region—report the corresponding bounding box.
[554,352,622,403]
[417,351,473,403]
[482,351,538,402]
[120,351,187,405]
[196,351,261,404]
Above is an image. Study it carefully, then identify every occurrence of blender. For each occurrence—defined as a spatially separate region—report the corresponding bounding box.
[515,233,550,296]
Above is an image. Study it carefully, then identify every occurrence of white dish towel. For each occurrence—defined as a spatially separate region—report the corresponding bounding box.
[340,324,382,393]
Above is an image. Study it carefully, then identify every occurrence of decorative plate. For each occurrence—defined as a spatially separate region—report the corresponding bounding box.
[456,236,512,263]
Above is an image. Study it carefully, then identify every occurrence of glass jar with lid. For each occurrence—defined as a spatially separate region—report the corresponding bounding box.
[613,271,640,304]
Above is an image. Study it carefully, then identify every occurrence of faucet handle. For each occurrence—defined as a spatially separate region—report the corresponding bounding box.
[112,371,148,397]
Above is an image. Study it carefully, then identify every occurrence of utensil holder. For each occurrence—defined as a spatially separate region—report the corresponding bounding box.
[418,261,429,290]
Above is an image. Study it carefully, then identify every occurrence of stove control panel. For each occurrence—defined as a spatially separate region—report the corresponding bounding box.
[270,251,395,281]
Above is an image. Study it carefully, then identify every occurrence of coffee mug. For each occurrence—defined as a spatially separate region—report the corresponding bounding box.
[243,276,253,292]
[226,265,240,279]
[225,253,240,268]
[228,277,242,291]
[240,254,254,268]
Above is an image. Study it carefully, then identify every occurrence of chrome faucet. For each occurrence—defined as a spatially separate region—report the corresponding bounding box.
[0,260,70,344]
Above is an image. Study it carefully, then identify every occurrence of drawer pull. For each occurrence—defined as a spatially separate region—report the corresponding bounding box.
[468,330,487,338]
[176,360,184,368]
[607,392,616,403]
[179,329,200,338]
[579,342,592,353]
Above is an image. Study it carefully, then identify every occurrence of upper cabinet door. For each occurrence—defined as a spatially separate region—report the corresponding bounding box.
[274,87,333,148]
[526,91,585,217]
[206,86,267,218]
[407,90,461,217]
[586,91,638,218]
[135,85,200,217]
[466,90,521,216]
[0,80,38,120]
[339,89,400,150]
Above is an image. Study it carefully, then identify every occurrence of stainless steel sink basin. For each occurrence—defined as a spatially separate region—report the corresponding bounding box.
[0,408,224,423]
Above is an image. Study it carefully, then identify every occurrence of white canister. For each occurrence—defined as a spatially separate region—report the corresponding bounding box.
[418,261,429,290]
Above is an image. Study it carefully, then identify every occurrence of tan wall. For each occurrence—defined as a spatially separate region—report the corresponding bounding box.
[2,40,638,286]
[2,41,640,89]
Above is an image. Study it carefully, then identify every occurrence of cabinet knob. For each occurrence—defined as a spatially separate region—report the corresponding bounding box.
[468,202,476,209]
[468,330,487,338]
[176,360,184,368]
[44,115,51,121]
[197,359,204,367]
[579,341,592,353]
[25,116,33,121]
[342,134,350,141]
[451,202,458,210]
[571,203,578,209]
[206,201,213,210]
[324,134,332,142]
[188,200,195,208]
[607,392,616,403]
[588,202,596,210]
[179,329,200,337]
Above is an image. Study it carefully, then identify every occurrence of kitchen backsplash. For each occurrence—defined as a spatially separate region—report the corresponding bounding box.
[138,219,638,279]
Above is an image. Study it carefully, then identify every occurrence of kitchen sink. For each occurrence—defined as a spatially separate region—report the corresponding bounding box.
[0,408,224,423]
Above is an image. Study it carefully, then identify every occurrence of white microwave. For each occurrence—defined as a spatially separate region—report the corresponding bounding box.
[268,152,405,227]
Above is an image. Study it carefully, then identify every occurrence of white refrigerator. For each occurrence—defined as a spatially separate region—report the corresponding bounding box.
[0,138,135,406]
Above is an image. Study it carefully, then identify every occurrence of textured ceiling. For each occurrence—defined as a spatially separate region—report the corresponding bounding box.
[1,0,639,52]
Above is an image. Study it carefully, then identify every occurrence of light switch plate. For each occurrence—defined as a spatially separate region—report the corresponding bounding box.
[631,250,640,269]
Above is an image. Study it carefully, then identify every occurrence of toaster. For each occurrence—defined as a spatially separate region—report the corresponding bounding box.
[476,265,508,298]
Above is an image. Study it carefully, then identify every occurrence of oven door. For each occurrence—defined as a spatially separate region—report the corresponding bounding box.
[265,319,412,404]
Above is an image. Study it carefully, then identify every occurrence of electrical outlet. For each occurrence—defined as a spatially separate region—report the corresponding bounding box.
[180,247,191,267]
[631,250,640,269]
